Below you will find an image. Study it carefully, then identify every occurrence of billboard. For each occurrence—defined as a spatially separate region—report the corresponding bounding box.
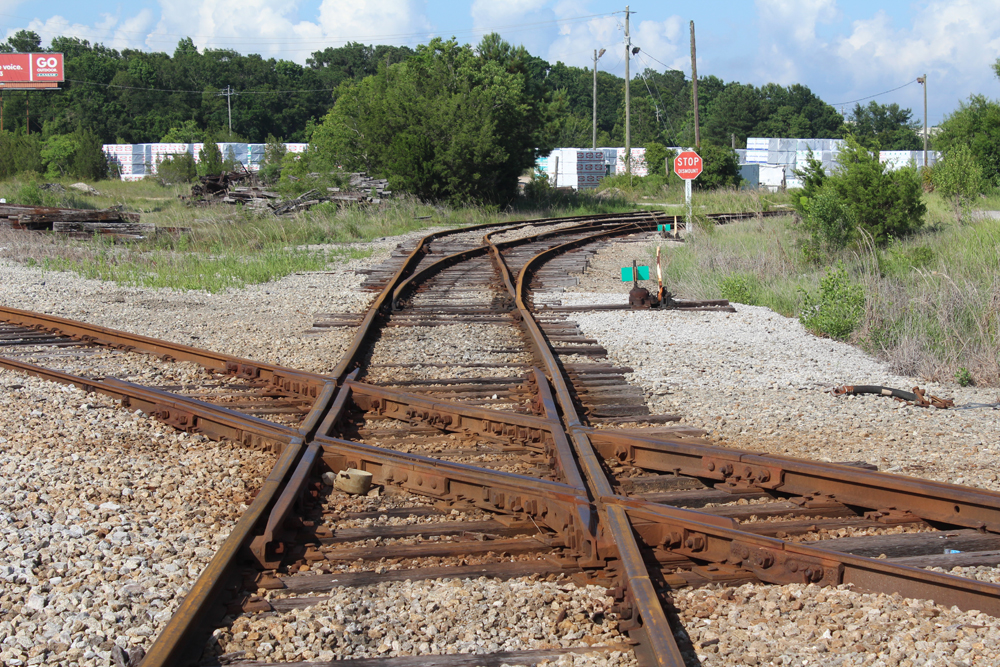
[0,53,64,89]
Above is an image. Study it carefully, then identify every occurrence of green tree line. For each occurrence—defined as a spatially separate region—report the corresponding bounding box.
[1,27,923,150]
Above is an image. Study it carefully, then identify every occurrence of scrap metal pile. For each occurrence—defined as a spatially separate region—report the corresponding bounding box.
[186,171,391,214]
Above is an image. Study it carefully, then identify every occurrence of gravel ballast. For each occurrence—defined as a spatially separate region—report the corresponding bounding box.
[0,229,998,665]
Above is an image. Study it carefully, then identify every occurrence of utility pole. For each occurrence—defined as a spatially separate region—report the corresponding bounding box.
[593,48,605,150]
[690,21,699,149]
[218,85,234,137]
[917,74,928,167]
[624,5,632,175]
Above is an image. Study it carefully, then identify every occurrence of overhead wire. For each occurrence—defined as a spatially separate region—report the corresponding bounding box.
[632,51,680,139]
[830,79,919,107]
[65,79,335,95]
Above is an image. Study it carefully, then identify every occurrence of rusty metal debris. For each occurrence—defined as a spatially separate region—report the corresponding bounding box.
[834,385,955,409]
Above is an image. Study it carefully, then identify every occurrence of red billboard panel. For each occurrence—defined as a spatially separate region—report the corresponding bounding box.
[0,53,64,88]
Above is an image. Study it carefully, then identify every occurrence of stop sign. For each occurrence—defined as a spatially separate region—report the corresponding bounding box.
[674,151,703,180]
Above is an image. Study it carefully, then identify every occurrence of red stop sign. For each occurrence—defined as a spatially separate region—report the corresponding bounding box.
[674,151,703,180]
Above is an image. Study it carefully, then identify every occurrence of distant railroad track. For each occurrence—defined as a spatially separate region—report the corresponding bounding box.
[2,208,999,667]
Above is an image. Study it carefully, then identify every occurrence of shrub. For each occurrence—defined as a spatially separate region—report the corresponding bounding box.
[259,135,286,184]
[41,134,79,178]
[694,142,742,190]
[932,143,985,223]
[72,127,109,181]
[644,142,676,177]
[0,131,42,178]
[798,263,865,340]
[523,168,554,200]
[800,187,855,257]
[198,136,224,177]
[718,273,761,305]
[791,149,826,217]
[798,136,926,253]
[827,135,926,246]
[157,152,197,184]
[955,366,973,387]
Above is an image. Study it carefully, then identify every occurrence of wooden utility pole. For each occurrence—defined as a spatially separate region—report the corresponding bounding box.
[624,5,632,175]
[593,49,605,149]
[218,85,234,136]
[690,21,699,149]
[917,74,928,167]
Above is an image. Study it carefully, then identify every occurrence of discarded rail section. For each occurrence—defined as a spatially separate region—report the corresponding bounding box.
[1,209,998,666]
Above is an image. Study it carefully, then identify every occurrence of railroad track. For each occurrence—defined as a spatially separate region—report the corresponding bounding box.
[2,209,1000,667]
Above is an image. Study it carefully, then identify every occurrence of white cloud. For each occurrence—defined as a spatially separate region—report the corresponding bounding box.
[631,18,686,74]
[470,0,554,56]
[8,10,155,52]
[145,0,432,61]
[753,0,1000,120]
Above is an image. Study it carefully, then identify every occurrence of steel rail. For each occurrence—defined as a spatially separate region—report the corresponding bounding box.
[331,211,664,381]
[139,212,653,666]
[390,212,668,311]
[485,220,689,666]
[623,500,1000,617]
[0,355,302,451]
[7,207,998,665]
[587,428,1000,533]
[138,382,335,667]
[0,305,331,397]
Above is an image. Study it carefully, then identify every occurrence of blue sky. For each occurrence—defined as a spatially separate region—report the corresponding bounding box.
[2,0,999,125]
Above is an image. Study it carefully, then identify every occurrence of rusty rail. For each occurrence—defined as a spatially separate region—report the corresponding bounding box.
[4,209,999,667]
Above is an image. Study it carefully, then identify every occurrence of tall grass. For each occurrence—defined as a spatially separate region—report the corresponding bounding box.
[653,196,1000,386]
[0,174,639,293]
[598,174,793,214]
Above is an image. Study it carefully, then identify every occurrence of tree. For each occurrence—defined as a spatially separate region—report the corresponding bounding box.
[311,36,553,205]
[702,81,843,147]
[198,135,223,176]
[845,101,921,150]
[932,144,985,222]
[694,142,741,190]
[644,142,674,177]
[72,127,109,180]
[935,95,1000,186]
[41,135,79,178]
[2,30,42,53]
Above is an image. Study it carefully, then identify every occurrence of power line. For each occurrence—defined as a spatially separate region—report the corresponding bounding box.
[633,52,679,138]
[630,46,685,76]
[66,79,335,95]
[830,79,919,107]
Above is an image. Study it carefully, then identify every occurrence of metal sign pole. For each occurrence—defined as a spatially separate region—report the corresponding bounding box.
[685,179,692,233]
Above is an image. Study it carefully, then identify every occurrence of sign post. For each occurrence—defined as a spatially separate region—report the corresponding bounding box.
[673,150,703,233]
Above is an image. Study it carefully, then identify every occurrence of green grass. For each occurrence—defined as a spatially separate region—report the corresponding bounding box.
[0,173,639,293]
[37,246,362,292]
[598,174,794,214]
[654,194,1000,386]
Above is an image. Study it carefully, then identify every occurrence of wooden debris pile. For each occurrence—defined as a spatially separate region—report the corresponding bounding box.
[185,171,392,214]
[0,204,155,238]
